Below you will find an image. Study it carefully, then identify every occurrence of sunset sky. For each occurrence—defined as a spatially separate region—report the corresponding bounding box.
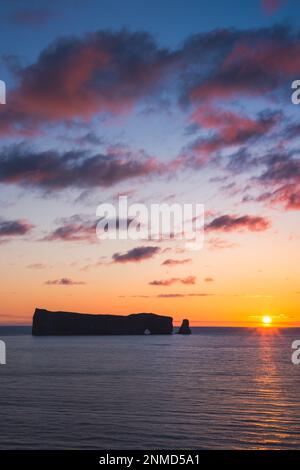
[0,0,300,326]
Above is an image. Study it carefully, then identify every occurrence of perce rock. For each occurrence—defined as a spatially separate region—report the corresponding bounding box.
[32,308,173,336]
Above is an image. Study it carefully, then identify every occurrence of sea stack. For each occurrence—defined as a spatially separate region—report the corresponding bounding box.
[177,319,191,335]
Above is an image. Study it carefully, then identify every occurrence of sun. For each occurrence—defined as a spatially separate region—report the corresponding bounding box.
[262,315,272,326]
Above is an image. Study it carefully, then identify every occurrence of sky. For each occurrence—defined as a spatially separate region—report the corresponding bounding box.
[0,0,300,326]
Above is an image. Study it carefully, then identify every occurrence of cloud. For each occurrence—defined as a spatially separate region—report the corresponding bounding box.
[43,214,97,242]
[0,144,166,191]
[207,237,238,250]
[219,143,300,212]
[45,278,86,286]
[80,257,108,271]
[161,258,192,266]
[256,184,300,210]
[185,26,300,105]
[254,153,300,210]
[0,25,299,217]
[0,217,34,239]
[261,0,285,15]
[157,293,213,298]
[1,26,299,135]
[0,29,175,134]
[187,108,278,159]
[112,246,160,263]
[226,148,259,174]
[260,154,300,183]
[8,8,56,26]
[129,292,213,298]
[149,275,196,286]
[205,214,271,233]
[204,277,214,282]
[27,263,50,269]
[43,214,136,243]
[70,131,105,147]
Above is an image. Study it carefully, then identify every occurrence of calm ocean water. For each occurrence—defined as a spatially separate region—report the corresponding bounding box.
[0,327,300,449]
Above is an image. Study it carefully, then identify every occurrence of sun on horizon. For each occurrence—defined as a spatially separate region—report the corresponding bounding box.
[262,315,273,326]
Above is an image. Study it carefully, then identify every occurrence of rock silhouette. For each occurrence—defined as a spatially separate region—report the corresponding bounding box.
[32,308,173,335]
[177,319,191,335]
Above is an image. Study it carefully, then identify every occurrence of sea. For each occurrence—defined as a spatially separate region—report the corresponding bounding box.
[0,326,300,450]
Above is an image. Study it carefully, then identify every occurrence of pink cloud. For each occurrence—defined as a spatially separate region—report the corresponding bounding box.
[149,276,196,286]
[261,0,285,15]
[161,258,192,267]
[205,214,271,233]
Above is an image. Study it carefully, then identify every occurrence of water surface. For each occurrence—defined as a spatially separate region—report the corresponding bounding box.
[0,327,300,449]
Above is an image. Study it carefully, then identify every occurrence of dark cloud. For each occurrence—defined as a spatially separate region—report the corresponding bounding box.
[161,258,192,266]
[205,214,271,232]
[0,144,166,191]
[187,109,279,160]
[253,153,300,210]
[0,217,34,238]
[218,142,300,212]
[43,214,97,242]
[0,25,299,216]
[226,148,259,174]
[45,278,86,286]
[149,276,196,286]
[185,26,300,105]
[259,154,300,183]
[286,123,300,139]
[1,26,299,135]
[0,29,175,134]
[112,246,160,263]
[44,213,135,242]
[174,108,279,171]
[256,185,300,210]
[74,132,105,146]
[130,292,213,298]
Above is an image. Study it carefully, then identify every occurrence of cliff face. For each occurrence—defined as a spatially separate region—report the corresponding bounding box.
[32,308,173,336]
